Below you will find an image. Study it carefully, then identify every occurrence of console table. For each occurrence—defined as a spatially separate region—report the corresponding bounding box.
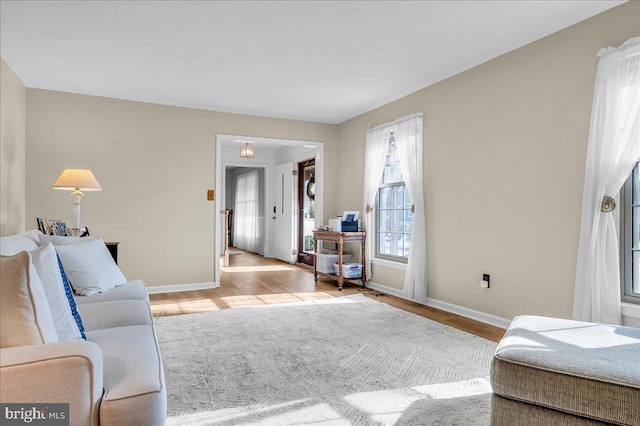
[312,230,366,290]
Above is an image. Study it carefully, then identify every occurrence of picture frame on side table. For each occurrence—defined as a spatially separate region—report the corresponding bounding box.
[67,227,89,237]
[36,218,46,234]
[56,222,67,236]
[46,219,62,235]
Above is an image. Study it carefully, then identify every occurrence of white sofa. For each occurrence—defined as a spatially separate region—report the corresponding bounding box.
[0,230,166,426]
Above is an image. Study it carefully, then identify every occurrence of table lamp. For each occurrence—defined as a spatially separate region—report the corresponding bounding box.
[53,169,102,229]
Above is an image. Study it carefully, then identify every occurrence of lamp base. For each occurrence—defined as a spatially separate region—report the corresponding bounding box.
[71,190,84,229]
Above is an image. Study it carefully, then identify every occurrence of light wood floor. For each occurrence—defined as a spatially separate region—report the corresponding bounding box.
[149,248,506,343]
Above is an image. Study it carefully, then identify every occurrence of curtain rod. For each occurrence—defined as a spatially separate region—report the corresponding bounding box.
[367,112,424,133]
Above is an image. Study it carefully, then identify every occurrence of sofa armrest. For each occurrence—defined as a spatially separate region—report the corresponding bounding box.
[0,341,103,426]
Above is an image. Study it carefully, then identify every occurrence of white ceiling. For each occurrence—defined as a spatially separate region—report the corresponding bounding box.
[0,1,625,124]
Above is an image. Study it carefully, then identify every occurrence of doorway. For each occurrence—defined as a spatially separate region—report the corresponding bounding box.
[297,159,315,265]
[225,166,266,255]
[214,134,324,289]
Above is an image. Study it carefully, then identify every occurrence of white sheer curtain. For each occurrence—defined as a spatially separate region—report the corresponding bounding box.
[234,170,261,253]
[395,113,426,303]
[362,124,393,280]
[573,37,640,325]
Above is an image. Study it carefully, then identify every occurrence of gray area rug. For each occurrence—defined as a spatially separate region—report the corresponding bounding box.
[155,294,497,425]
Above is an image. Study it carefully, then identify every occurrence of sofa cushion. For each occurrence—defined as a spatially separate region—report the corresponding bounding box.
[491,315,640,425]
[87,325,166,426]
[30,243,84,341]
[0,252,58,348]
[55,238,127,296]
[78,299,153,331]
[74,280,149,304]
[0,230,42,256]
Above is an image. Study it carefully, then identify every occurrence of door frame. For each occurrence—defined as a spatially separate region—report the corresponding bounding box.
[214,134,324,288]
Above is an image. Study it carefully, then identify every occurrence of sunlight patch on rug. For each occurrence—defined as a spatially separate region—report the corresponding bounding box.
[344,378,493,426]
[165,399,314,426]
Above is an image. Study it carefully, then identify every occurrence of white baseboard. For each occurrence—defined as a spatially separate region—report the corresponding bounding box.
[147,281,217,295]
[366,282,406,298]
[424,297,511,329]
[367,281,511,330]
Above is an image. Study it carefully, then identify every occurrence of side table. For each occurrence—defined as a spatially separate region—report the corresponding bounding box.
[105,242,119,264]
[312,230,366,291]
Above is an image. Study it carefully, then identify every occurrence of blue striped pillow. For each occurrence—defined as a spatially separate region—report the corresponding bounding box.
[56,254,86,340]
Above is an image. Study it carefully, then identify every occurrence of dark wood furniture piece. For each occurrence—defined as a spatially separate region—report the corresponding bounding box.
[312,230,366,291]
[297,158,315,266]
[105,242,119,264]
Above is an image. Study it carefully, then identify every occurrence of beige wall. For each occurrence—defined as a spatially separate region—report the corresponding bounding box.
[0,58,27,236]
[25,90,338,287]
[337,2,640,321]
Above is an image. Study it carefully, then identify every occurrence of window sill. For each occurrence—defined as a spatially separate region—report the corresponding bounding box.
[621,302,640,319]
[371,257,407,271]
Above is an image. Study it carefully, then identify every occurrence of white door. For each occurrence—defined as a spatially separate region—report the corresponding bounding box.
[273,162,296,263]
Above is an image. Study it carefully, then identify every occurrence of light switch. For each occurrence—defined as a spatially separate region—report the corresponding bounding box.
[207,190,215,201]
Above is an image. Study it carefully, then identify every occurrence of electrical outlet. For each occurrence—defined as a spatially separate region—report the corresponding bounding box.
[481,274,490,289]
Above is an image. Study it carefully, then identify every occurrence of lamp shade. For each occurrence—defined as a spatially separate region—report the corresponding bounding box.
[53,169,102,191]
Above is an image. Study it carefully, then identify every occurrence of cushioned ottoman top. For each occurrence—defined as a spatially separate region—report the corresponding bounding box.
[491,315,640,425]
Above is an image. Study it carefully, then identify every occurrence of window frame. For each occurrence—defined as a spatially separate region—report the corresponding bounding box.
[375,134,412,263]
[621,161,640,304]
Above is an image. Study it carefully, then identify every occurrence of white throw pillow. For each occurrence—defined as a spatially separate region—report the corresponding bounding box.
[0,252,58,348]
[0,229,42,256]
[38,234,96,246]
[30,243,83,341]
[55,238,127,296]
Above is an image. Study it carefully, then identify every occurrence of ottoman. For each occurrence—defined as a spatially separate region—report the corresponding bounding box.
[490,315,640,425]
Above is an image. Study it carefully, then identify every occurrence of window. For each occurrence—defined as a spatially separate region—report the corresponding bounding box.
[622,161,640,303]
[376,134,413,261]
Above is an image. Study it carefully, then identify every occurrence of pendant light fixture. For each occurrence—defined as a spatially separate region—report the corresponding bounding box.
[240,142,254,159]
